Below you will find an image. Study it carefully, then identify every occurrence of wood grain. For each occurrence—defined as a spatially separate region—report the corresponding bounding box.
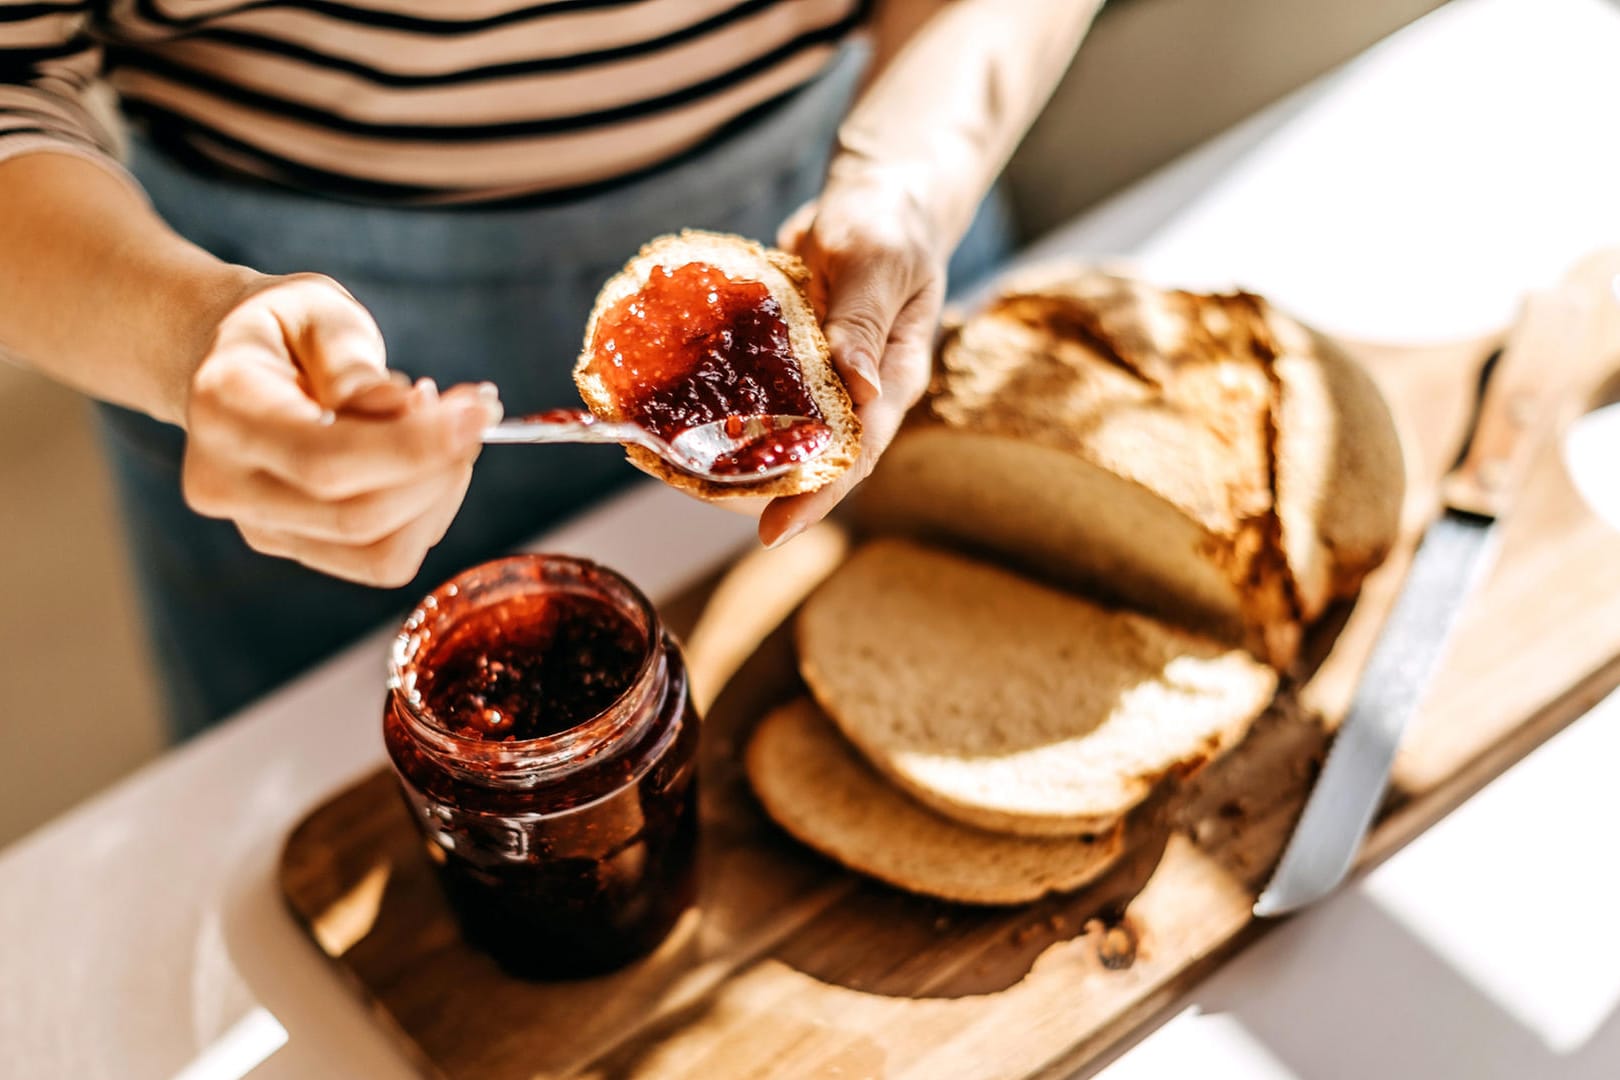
[280,327,1620,1080]
[1439,290,1592,517]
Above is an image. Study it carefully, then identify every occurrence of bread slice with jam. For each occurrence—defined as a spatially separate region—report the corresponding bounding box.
[573,230,861,500]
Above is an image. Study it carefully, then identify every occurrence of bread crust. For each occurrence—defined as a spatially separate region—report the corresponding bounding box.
[859,264,1405,668]
[796,539,1278,837]
[1265,307,1405,617]
[572,229,860,500]
[747,267,1401,893]
[746,698,1128,904]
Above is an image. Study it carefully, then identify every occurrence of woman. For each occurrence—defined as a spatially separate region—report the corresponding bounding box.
[0,0,1099,735]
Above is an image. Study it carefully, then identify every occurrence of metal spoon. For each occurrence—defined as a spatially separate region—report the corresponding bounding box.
[482,409,830,485]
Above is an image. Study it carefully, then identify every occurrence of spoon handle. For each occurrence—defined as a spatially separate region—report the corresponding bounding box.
[482,416,651,448]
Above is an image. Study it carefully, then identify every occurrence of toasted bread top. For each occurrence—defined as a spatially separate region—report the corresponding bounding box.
[858,265,1404,665]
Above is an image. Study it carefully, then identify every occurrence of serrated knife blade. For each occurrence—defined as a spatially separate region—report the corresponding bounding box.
[1252,509,1499,916]
[1254,283,1599,918]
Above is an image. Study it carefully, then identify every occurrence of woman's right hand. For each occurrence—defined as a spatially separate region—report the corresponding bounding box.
[180,273,502,588]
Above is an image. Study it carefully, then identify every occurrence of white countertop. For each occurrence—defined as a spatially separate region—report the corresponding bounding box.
[6,1,1620,1077]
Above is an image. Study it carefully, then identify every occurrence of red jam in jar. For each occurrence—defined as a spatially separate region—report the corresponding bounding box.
[384,555,699,980]
[581,261,824,440]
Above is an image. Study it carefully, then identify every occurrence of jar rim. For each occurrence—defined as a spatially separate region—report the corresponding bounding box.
[387,554,664,782]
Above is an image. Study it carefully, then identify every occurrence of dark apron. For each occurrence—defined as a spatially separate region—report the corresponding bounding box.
[96,41,1015,737]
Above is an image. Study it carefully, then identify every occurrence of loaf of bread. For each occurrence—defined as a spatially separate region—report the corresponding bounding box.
[796,539,1278,836]
[746,699,1127,904]
[858,266,1404,666]
[573,230,861,500]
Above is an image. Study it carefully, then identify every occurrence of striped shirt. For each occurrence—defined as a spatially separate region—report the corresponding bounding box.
[0,0,868,205]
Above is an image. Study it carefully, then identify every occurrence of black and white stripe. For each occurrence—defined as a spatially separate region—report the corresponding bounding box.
[0,0,869,203]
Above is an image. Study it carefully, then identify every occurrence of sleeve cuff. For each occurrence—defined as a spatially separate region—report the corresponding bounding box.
[0,133,149,206]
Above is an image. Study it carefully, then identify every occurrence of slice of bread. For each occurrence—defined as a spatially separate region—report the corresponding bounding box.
[858,266,1403,666]
[797,539,1278,836]
[573,229,861,500]
[746,699,1127,904]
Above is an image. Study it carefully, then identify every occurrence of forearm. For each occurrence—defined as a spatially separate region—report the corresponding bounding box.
[0,152,261,425]
[842,0,1103,253]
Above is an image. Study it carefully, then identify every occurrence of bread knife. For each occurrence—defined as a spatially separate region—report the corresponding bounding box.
[1253,285,1599,917]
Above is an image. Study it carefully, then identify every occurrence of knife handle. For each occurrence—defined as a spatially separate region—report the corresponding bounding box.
[1442,288,1596,518]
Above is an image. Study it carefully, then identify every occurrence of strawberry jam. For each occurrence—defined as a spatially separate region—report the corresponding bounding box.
[583,261,823,440]
[414,592,645,741]
[385,556,699,980]
[707,417,834,476]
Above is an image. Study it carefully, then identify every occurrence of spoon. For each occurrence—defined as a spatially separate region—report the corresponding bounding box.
[483,409,832,485]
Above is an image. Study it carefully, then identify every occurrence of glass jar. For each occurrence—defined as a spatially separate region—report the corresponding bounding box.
[384,555,700,980]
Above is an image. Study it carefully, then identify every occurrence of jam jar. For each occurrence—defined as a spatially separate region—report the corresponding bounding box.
[384,555,700,979]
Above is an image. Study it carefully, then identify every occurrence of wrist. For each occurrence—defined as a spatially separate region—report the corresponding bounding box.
[152,262,270,427]
[823,145,977,262]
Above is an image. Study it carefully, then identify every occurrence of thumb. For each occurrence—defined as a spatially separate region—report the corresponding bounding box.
[820,257,903,406]
[274,275,408,415]
[776,200,816,253]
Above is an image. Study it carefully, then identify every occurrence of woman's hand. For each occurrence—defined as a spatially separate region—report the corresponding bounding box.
[749,0,1103,546]
[758,165,947,547]
[180,273,501,587]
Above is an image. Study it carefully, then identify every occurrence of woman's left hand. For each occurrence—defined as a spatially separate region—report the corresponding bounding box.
[758,165,947,548]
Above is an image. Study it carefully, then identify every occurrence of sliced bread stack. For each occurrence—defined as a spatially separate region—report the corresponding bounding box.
[749,540,1277,903]
[744,267,1404,905]
[747,698,1130,905]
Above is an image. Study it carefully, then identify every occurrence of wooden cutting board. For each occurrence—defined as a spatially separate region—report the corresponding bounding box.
[280,320,1620,1080]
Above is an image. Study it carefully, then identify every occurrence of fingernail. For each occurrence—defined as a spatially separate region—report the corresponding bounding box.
[764,521,807,550]
[345,380,410,416]
[476,382,504,425]
[846,354,882,402]
[387,369,413,389]
[329,368,391,407]
[413,377,439,405]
